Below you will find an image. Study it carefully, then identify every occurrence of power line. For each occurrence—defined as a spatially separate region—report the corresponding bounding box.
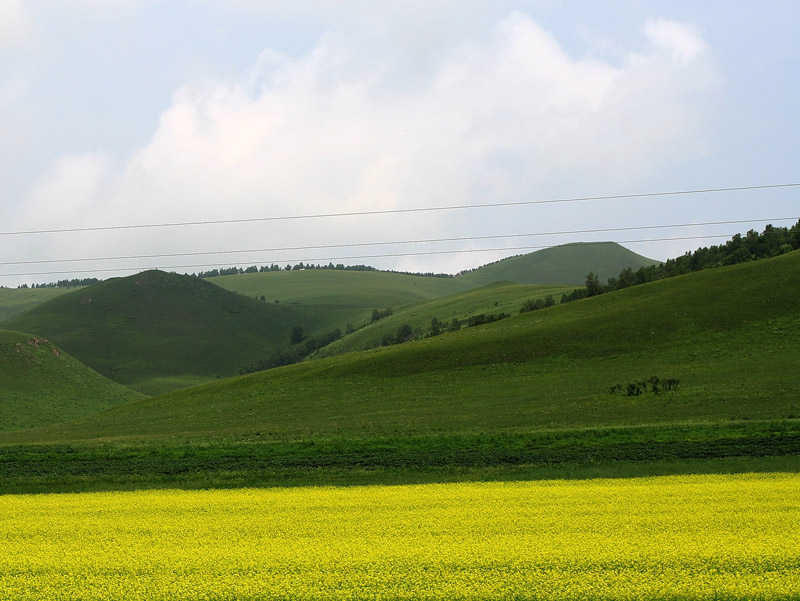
[1,183,797,237]
[1,217,796,267]
[0,234,745,278]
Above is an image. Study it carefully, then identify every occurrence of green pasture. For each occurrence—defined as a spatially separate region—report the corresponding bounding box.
[457,241,659,286]
[0,330,143,431]
[1,421,798,494]
[1,250,798,494]
[211,269,474,333]
[316,281,576,357]
[2,270,310,394]
[4,250,798,444]
[0,287,73,322]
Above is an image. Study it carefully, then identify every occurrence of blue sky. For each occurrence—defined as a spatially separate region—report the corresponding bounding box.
[1,1,798,286]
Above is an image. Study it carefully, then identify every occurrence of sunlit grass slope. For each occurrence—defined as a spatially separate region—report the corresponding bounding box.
[0,330,143,431]
[3,270,311,395]
[458,241,660,286]
[210,269,474,333]
[8,250,798,444]
[316,281,576,357]
[0,287,74,322]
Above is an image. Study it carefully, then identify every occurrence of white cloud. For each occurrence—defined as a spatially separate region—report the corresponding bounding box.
[10,12,719,280]
[50,0,150,13]
[25,153,115,223]
[643,18,707,65]
[0,76,30,153]
[0,0,35,52]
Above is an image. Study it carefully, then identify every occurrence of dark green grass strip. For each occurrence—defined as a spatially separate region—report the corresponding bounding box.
[2,421,798,494]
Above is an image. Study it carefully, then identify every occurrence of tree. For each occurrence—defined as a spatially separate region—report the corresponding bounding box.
[290,326,304,344]
[585,272,604,296]
[397,324,413,342]
[617,267,635,289]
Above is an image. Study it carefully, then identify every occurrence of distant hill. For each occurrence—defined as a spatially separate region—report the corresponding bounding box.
[0,330,143,431]
[0,287,74,322]
[458,242,660,286]
[2,270,311,395]
[9,249,798,444]
[210,269,474,334]
[315,281,576,358]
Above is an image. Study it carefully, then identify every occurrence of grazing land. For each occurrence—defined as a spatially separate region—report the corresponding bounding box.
[2,473,798,600]
[1,250,798,494]
[1,422,798,494]
[314,281,576,357]
[0,287,73,322]
[210,268,474,334]
[0,330,143,432]
[7,249,796,444]
[1,246,798,601]
[457,241,659,286]
[2,270,311,395]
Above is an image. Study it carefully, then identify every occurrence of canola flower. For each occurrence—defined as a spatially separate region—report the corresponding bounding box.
[1,473,798,600]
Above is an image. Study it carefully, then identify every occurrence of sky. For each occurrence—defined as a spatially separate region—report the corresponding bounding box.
[1,0,798,287]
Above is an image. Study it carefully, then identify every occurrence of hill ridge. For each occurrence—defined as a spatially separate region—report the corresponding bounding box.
[0,329,143,431]
[6,250,797,443]
[458,241,659,286]
[2,270,309,395]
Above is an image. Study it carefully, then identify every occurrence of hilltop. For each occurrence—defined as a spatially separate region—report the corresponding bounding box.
[7,249,798,444]
[206,243,660,340]
[458,242,659,286]
[209,269,473,334]
[2,270,311,395]
[0,330,143,431]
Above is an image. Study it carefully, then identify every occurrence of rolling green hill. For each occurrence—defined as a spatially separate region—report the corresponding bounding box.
[315,281,576,358]
[2,270,313,395]
[0,330,143,431]
[7,249,798,444]
[458,242,660,286]
[0,287,74,322]
[209,269,474,334]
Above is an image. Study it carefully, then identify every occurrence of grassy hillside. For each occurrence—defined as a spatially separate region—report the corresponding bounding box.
[316,281,576,358]
[6,249,799,444]
[210,269,474,334]
[0,287,74,322]
[0,330,143,431]
[2,270,312,395]
[458,242,660,286]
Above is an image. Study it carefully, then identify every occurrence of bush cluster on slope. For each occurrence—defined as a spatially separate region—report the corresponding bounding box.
[240,328,343,375]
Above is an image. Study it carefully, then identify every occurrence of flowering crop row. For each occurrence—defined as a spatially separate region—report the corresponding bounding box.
[1,473,798,600]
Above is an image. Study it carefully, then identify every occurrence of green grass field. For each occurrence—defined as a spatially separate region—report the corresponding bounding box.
[1,250,798,494]
[316,281,576,357]
[0,330,143,432]
[0,287,74,322]
[3,250,798,444]
[210,268,474,334]
[1,421,798,494]
[2,270,313,395]
[1,245,658,396]
[457,241,659,286]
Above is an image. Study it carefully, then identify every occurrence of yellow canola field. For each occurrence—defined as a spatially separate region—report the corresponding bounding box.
[1,473,799,600]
